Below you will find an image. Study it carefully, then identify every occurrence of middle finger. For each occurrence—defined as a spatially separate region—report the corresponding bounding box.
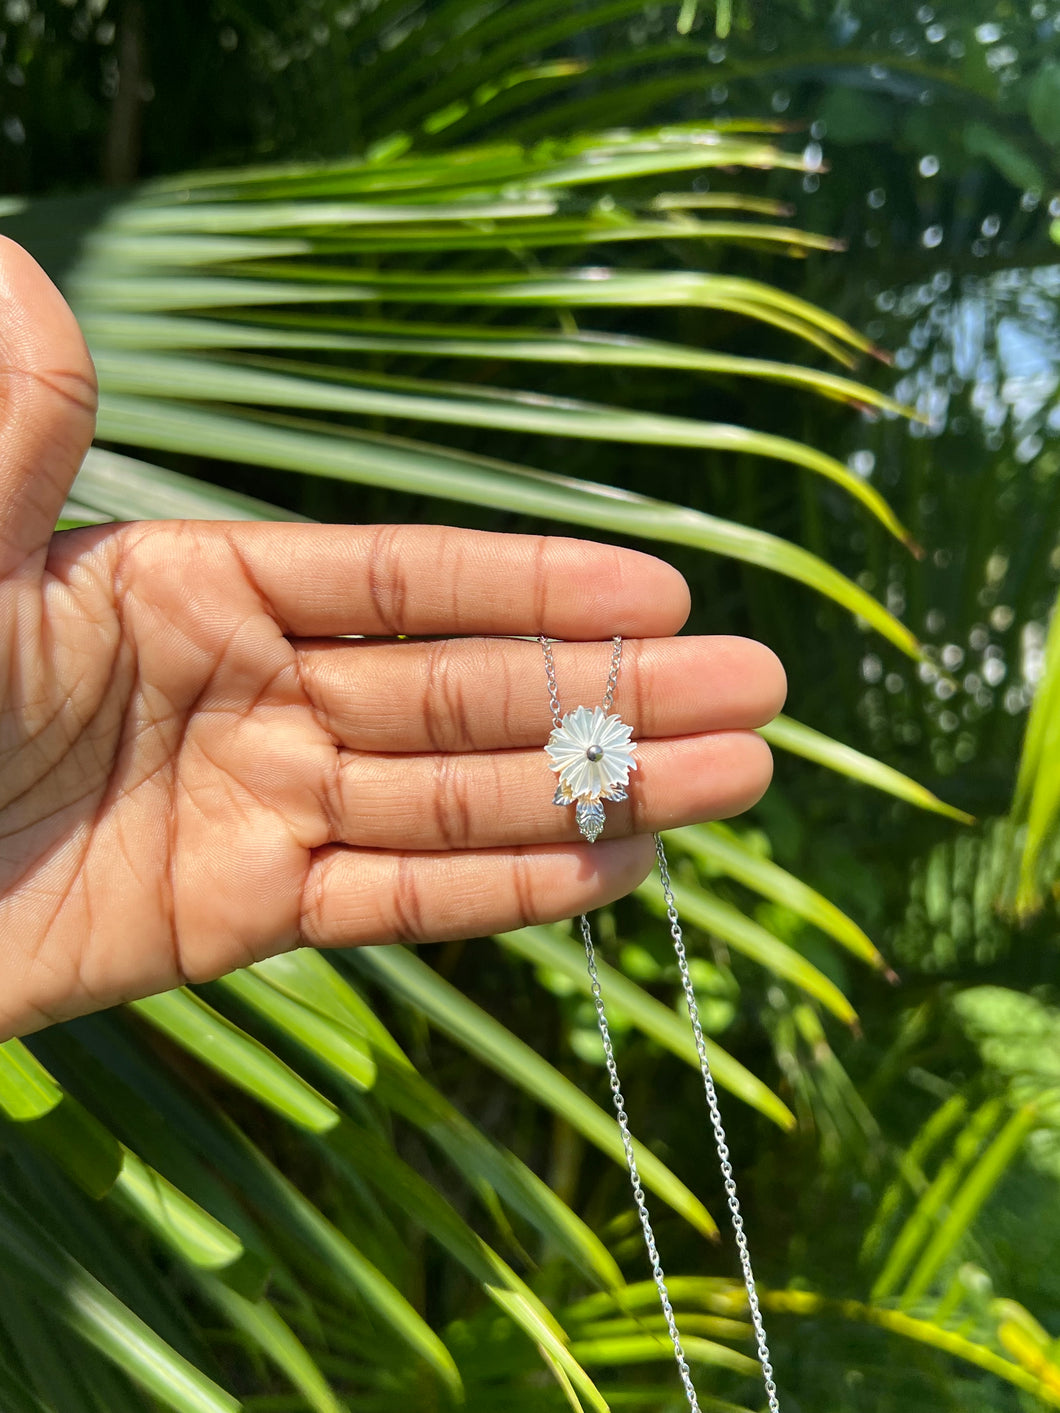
[298,634,786,753]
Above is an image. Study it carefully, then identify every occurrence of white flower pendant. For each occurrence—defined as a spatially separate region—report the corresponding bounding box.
[545,705,638,843]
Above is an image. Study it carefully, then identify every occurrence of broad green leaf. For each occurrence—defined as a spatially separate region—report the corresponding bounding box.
[495,925,794,1129]
[760,715,974,823]
[637,880,857,1025]
[346,945,719,1236]
[669,824,889,974]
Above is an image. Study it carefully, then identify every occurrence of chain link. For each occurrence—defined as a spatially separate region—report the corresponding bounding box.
[538,636,564,730]
[601,635,622,713]
[539,633,781,1413]
[539,636,623,728]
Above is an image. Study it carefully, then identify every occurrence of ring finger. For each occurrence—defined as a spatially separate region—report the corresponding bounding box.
[325,731,773,850]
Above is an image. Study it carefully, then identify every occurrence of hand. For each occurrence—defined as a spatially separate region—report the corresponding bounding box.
[0,238,785,1039]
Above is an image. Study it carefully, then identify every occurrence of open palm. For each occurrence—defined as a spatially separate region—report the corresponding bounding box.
[0,239,785,1038]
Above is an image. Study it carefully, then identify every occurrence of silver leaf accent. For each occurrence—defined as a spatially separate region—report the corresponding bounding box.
[575,800,606,843]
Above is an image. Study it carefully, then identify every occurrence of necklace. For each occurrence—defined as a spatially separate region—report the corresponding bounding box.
[539,634,782,1413]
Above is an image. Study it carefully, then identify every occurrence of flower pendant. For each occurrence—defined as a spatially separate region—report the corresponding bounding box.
[545,705,638,843]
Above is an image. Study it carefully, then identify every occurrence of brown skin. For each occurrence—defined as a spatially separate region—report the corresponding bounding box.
[0,237,786,1040]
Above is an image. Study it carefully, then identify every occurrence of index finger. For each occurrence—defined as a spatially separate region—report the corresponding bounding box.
[219,523,691,639]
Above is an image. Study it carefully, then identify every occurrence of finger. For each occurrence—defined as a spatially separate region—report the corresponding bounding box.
[219,522,691,639]
[0,237,97,576]
[299,634,786,752]
[324,732,773,850]
[300,835,654,948]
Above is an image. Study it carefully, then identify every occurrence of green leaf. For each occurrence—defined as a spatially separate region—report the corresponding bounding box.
[91,349,914,547]
[73,447,308,523]
[637,880,857,1025]
[870,1097,1006,1301]
[346,945,719,1236]
[0,1040,122,1199]
[668,824,890,974]
[0,1040,63,1120]
[902,1104,1039,1305]
[495,925,794,1129]
[130,989,340,1134]
[760,715,974,823]
[249,950,625,1288]
[199,1281,346,1413]
[80,310,913,417]
[111,1151,247,1275]
[93,398,920,661]
[216,968,377,1093]
[0,1192,240,1413]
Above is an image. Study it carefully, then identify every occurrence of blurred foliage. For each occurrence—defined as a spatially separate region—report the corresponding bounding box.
[0,1,1059,1410]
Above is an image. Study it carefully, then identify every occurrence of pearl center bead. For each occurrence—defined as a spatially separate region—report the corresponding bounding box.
[585,744,604,762]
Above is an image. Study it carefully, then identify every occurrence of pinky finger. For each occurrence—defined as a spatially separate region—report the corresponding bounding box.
[300,836,654,948]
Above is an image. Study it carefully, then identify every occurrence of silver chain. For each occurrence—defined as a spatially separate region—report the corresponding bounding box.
[539,636,622,729]
[655,834,781,1413]
[579,910,703,1411]
[540,634,781,1412]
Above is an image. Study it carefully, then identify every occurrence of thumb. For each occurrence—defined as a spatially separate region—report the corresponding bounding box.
[0,236,97,578]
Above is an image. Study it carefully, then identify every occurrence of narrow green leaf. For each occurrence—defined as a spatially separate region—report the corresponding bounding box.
[570,1333,756,1376]
[346,945,719,1236]
[0,1040,62,1120]
[93,398,921,660]
[111,1151,246,1274]
[250,950,625,1288]
[81,310,914,417]
[92,349,912,544]
[130,990,339,1135]
[1010,587,1060,917]
[216,968,377,1093]
[230,1141,463,1397]
[0,1041,122,1199]
[769,1288,1060,1407]
[495,925,794,1129]
[0,1351,56,1413]
[669,824,890,974]
[761,715,974,822]
[0,1192,240,1413]
[73,447,308,523]
[861,1092,969,1265]
[871,1097,1006,1301]
[902,1104,1039,1304]
[325,1120,610,1411]
[200,1282,346,1413]
[637,881,857,1025]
